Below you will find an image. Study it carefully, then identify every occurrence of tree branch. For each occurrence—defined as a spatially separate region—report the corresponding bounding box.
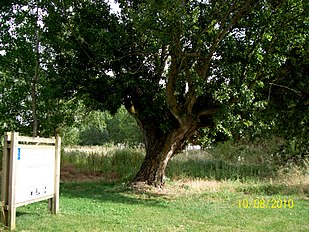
[166,54,183,125]
[200,0,258,79]
[183,58,196,115]
[269,83,302,97]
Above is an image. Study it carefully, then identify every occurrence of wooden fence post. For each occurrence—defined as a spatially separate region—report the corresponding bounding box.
[49,135,61,214]
[1,132,11,226]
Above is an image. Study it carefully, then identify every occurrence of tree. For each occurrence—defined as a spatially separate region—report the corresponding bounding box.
[0,0,42,136]
[45,0,307,186]
[260,46,309,160]
[0,0,81,137]
[107,106,143,145]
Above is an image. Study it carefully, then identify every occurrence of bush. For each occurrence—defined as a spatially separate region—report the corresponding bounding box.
[79,126,109,146]
[208,137,285,166]
[272,137,309,167]
[61,127,80,146]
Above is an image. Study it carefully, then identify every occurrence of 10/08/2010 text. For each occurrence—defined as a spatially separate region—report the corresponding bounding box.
[238,198,294,209]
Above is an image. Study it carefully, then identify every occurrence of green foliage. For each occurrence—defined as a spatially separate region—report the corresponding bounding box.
[0,0,83,137]
[0,1,38,135]
[45,0,308,142]
[77,110,111,146]
[60,106,143,146]
[79,126,109,146]
[106,106,143,145]
[195,0,308,146]
[61,127,80,146]
[208,137,285,165]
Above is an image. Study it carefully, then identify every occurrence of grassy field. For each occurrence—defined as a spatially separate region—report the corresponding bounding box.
[0,180,308,231]
[0,147,308,231]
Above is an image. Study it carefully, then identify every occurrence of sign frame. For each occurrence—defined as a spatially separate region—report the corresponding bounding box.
[1,132,61,230]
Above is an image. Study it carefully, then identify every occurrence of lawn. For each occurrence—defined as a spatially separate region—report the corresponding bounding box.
[1,147,308,231]
[0,179,308,232]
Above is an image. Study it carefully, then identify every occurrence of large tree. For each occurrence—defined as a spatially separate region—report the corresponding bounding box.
[45,0,307,186]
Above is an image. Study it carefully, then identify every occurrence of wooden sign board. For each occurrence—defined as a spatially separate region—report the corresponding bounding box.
[15,146,56,206]
[1,132,61,231]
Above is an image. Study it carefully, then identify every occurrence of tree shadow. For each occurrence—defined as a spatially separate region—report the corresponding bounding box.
[60,181,169,208]
[16,211,37,217]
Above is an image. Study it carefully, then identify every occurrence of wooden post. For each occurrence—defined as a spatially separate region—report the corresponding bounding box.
[49,135,61,214]
[8,132,19,230]
[1,132,11,226]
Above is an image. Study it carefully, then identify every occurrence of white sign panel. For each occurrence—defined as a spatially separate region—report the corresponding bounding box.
[15,146,55,204]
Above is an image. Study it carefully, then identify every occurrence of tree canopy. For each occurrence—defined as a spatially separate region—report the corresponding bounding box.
[1,0,307,185]
[0,0,85,137]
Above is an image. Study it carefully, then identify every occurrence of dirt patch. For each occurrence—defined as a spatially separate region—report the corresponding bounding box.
[61,163,104,182]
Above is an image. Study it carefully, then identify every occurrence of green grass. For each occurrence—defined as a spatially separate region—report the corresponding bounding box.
[61,148,145,181]
[62,148,276,183]
[0,180,308,231]
[167,153,275,181]
[1,146,308,231]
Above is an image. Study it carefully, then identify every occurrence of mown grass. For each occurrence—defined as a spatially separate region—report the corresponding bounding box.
[0,180,308,231]
[0,146,308,231]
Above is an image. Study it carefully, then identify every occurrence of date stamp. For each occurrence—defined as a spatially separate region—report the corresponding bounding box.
[238,198,294,209]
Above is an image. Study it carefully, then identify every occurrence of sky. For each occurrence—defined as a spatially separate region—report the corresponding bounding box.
[109,0,121,15]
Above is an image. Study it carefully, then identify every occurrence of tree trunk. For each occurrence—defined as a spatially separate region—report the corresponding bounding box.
[133,123,197,187]
[32,6,40,137]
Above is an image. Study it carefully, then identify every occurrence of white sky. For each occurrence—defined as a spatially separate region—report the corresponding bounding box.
[108,1,121,15]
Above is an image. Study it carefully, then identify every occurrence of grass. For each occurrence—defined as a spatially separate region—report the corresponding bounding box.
[61,148,145,182]
[0,145,308,231]
[0,180,308,231]
[61,148,277,183]
[167,152,275,181]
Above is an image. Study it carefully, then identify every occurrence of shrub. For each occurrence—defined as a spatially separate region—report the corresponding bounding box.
[208,137,285,166]
[61,127,80,146]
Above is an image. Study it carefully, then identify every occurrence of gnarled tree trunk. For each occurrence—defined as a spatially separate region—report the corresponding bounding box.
[133,122,197,186]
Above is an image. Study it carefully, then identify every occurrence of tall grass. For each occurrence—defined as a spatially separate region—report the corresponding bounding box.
[61,146,278,183]
[60,135,309,184]
[167,152,275,181]
[61,148,145,182]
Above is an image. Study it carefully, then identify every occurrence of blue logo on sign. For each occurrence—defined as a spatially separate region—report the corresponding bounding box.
[17,148,21,160]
